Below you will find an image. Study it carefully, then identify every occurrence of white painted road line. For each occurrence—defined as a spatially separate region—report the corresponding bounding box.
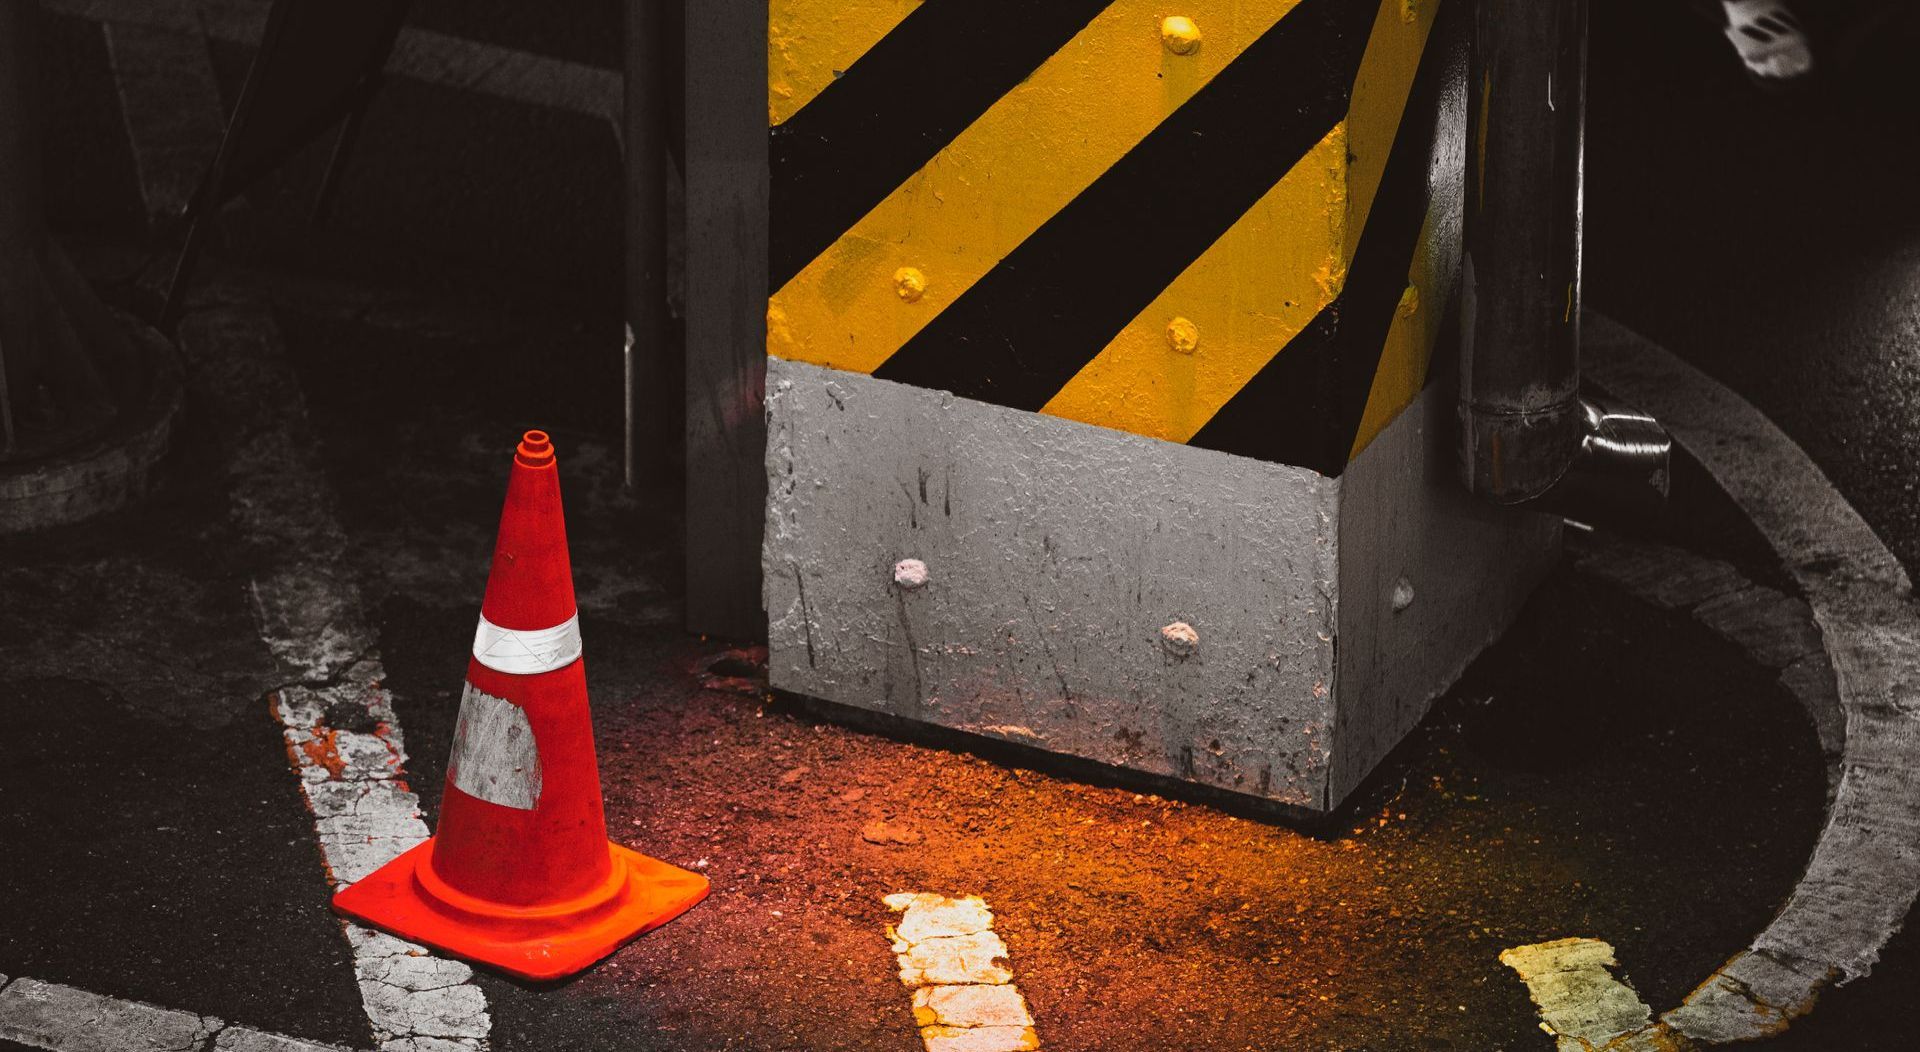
[1499,939,1653,1051]
[884,894,1040,1052]
[177,300,492,1052]
[0,974,350,1052]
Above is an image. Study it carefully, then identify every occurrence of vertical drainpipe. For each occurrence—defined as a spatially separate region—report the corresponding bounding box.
[1460,0,1669,514]
[1460,0,1588,504]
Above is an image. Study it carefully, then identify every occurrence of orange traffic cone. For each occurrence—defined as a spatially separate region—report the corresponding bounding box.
[333,429,707,980]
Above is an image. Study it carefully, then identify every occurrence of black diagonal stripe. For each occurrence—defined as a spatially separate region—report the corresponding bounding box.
[870,0,1379,411]
[770,0,1112,291]
[1189,0,1464,476]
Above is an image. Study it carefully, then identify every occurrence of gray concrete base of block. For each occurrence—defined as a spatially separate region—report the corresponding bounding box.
[763,356,1558,811]
[0,315,181,533]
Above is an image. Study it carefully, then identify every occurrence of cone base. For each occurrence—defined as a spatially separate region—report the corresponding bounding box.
[332,838,709,981]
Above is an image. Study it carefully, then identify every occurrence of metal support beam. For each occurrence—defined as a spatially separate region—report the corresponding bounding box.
[682,0,767,638]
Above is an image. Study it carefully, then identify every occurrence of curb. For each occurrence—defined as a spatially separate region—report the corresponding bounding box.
[0,315,182,533]
[1576,311,1920,1047]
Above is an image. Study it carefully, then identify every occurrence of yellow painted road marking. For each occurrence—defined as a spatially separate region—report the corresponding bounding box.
[885,893,1040,1052]
[1041,0,1440,444]
[1501,938,1655,1051]
[767,0,1309,375]
[769,0,924,126]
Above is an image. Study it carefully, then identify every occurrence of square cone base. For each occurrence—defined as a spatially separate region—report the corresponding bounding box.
[332,838,709,981]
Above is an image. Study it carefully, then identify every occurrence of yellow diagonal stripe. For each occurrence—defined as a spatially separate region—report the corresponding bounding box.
[766,0,1309,376]
[1040,0,1439,444]
[1349,193,1450,460]
[769,0,924,126]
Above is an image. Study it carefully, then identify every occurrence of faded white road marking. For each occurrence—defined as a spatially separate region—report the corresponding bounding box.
[1500,939,1653,1051]
[0,975,350,1052]
[884,894,1039,1052]
[178,301,491,1051]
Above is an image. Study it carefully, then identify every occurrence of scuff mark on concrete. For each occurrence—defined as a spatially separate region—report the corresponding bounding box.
[896,590,927,712]
[793,565,818,668]
[1019,593,1072,705]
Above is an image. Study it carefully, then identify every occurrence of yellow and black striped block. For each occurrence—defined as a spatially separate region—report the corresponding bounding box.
[767,0,1464,476]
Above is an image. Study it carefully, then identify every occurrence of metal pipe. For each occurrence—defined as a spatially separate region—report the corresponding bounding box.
[1459,0,1589,503]
[1459,0,1669,515]
[1535,395,1673,522]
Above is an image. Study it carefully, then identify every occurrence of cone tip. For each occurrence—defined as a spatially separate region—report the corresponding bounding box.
[515,429,554,468]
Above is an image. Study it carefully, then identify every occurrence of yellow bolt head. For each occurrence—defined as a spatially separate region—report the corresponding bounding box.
[1397,284,1419,317]
[894,266,927,303]
[1166,316,1200,354]
[1161,16,1201,56]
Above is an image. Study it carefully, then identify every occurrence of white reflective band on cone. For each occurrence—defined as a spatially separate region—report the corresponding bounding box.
[472,612,583,674]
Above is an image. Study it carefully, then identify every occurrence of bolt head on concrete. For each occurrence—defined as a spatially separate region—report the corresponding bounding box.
[1160,621,1199,658]
[893,558,931,590]
[1160,16,1201,55]
[1165,316,1200,354]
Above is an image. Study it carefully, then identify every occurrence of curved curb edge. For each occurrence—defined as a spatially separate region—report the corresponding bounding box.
[1582,310,1920,1047]
[0,317,182,533]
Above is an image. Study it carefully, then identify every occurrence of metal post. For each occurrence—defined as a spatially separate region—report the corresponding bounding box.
[681,0,767,638]
[1459,0,1588,504]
